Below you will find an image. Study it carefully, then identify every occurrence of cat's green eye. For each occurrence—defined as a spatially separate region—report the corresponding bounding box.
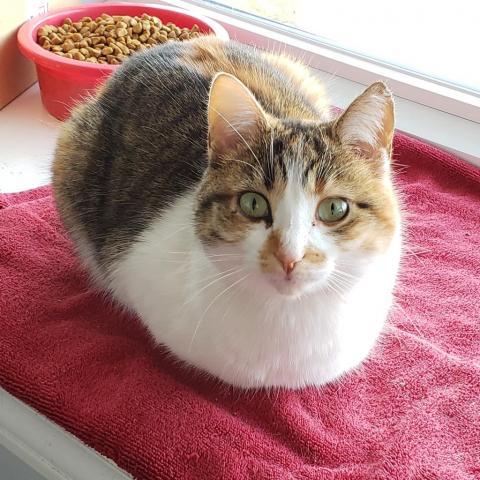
[239,192,270,219]
[317,197,349,223]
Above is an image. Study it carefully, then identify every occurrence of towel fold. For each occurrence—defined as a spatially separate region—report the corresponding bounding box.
[0,132,479,480]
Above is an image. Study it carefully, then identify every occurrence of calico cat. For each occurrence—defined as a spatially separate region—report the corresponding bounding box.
[53,36,401,389]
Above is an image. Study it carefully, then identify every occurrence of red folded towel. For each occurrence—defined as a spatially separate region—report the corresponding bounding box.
[1,132,479,480]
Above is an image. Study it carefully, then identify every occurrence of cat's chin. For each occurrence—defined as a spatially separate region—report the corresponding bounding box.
[268,275,323,300]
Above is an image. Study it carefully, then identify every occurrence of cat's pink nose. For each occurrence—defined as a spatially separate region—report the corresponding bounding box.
[274,250,300,276]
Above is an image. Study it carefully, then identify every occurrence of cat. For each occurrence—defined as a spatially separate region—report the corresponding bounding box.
[52,36,401,389]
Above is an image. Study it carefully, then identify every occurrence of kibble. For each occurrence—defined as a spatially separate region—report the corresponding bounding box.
[37,13,203,65]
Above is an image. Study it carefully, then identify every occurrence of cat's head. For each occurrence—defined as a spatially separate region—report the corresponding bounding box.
[195,73,400,299]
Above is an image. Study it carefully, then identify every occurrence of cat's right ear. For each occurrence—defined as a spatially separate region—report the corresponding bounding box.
[207,72,267,158]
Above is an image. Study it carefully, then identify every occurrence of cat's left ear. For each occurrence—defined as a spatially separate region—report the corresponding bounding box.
[207,72,268,158]
[334,82,394,168]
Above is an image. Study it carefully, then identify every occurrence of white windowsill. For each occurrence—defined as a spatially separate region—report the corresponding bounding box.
[0,387,131,480]
[0,84,59,193]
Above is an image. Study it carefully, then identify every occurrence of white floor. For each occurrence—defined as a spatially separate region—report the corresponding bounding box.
[0,84,60,194]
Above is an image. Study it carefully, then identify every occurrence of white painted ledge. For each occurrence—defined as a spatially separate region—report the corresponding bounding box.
[0,84,60,193]
[0,387,132,480]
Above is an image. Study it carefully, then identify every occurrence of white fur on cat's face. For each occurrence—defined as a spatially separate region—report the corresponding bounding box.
[205,177,338,300]
[251,176,338,298]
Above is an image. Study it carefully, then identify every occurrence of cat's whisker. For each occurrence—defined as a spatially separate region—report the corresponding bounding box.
[175,266,245,300]
[325,162,357,184]
[188,272,250,352]
[326,276,349,302]
[325,281,347,303]
[220,279,247,323]
[329,275,354,293]
[390,301,425,340]
[330,272,355,287]
[155,225,191,243]
[150,258,239,266]
[333,268,358,279]
[160,253,243,266]
[167,252,242,257]
[185,264,241,283]
[328,286,348,304]
[332,268,360,284]
[192,264,244,280]
[401,244,431,266]
[164,252,243,263]
[182,266,246,307]
[383,301,430,353]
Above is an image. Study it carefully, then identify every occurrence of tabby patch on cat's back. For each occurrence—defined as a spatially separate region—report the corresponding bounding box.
[52,37,401,389]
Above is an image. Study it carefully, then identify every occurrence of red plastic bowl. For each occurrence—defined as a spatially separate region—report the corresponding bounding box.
[17,2,229,120]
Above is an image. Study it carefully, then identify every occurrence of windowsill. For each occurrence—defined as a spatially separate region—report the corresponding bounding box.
[0,84,60,193]
[0,387,131,479]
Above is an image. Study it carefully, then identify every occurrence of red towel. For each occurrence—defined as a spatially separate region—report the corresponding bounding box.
[1,132,479,479]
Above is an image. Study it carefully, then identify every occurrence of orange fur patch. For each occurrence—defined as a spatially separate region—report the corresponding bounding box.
[303,249,326,266]
[259,230,281,273]
[183,36,330,121]
[259,230,327,275]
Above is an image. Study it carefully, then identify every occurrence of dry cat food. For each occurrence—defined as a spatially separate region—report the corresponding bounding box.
[37,13,202,64]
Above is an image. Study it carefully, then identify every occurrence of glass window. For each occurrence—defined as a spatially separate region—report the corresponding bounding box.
[203,0,480,94]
